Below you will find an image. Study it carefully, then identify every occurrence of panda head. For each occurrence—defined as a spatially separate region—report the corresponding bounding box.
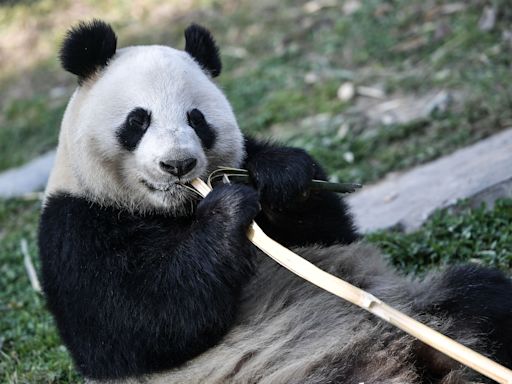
[52,20,243,214]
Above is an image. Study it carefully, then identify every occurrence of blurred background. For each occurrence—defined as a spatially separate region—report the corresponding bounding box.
[0,1,511,382]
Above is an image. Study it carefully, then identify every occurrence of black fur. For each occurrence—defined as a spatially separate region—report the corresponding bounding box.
[187,109,216,150]
[60,20,117,83]
[117,108,152,151]
[243,137,359,247]
[39,184,260,380]
[416,264,512,370]
[184,24,222,77]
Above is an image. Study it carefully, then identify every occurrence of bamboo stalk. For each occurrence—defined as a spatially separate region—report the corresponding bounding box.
[191,178,512,384]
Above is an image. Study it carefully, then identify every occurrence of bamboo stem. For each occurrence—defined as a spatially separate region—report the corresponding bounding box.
[191,178,512,384]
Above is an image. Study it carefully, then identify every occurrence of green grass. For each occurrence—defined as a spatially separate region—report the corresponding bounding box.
[0,96,65,170]
[368,199,512,275]
[0,199,80,383]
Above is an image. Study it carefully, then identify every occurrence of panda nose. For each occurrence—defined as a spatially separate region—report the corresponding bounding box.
[159,158,197,177]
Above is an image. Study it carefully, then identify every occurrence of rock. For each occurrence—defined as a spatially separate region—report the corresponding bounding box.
[424,90,452,115]
[479,6,496,32]
[0,150,55,198]
[269,113,341,141]
[502,30,512,48]
[356,86,385,99]
[348,128,512,233]
[304,72,319,84]
[337,122,349,139]
[303,0,337,14]
[353,90,459,126]
[223,46,248,59]
[343,0,362,15]
[337,82,355,102]
[440,3,467,15]
[343,151,355,163]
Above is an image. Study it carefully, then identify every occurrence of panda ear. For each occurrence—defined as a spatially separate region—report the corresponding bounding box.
[184,24,222,78]
[60,19,117,83]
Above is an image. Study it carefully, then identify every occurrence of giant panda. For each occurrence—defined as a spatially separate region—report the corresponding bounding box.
[38,20,512,384]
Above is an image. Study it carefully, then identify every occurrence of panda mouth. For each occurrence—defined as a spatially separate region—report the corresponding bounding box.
[141,179,179,193]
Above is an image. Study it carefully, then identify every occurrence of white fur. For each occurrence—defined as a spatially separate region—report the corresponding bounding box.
[46,45,244,215]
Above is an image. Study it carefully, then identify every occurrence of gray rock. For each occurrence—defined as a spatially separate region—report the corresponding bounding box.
[348,128,512,233]
[0,150,55,198]
[352,89,458,126]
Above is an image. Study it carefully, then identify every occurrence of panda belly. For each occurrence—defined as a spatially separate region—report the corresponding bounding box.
[106,244,484,384]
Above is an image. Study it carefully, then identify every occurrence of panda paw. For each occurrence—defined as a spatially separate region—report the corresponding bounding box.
[246,147,314,209]
[197,184,260,233]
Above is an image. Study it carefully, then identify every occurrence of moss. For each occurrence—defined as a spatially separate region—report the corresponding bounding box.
[367,199,512,274]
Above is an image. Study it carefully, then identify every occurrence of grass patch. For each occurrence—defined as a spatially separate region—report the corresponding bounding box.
[0,198,80,383]
[0,96,64,170]
[367,199,512,275]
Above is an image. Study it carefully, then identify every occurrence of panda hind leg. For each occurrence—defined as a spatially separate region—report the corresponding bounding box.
[412,264,512,382]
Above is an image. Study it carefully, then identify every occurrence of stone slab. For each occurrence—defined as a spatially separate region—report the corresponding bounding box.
[348,128,512,233]
[0,150,56,198]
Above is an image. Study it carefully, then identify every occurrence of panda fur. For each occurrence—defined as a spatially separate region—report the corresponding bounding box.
[38,20,512,383]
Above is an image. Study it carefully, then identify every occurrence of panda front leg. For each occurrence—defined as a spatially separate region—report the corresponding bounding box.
[135,183,261,363]
[67,184,259,380]
[243,136,359,247]
[411,264,512,382]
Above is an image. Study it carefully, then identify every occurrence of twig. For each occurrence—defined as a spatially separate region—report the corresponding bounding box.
[21,239,42,293]
[191,177,512,384]
[207,167,362,194]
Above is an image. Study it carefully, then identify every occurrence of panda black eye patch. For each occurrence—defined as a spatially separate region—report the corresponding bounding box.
[187,109,216,150]
[117,108,151,151]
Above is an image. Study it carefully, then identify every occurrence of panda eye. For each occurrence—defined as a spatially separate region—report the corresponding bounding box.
[186,108,216,150]
[187,109,206,127]
[117,108,152,151]
[127,108,151,131]
[129,116,143,127]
